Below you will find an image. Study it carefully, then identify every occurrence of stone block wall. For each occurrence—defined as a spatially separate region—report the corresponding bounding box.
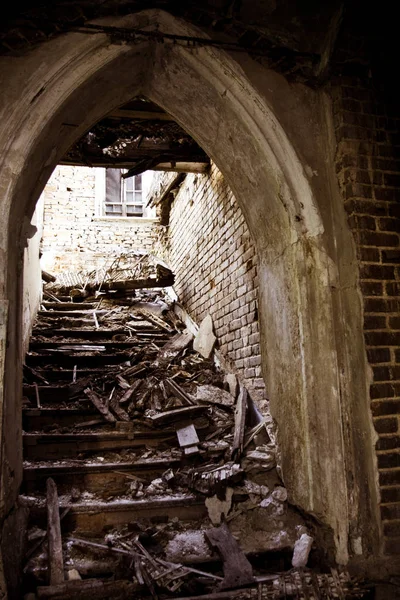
[168,164,267,405]
[333,76,400,553]
[41,166,160,273]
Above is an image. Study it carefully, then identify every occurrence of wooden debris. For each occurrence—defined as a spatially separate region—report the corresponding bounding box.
[42,270,56,283]
[138,308,174,333]
[197,384,235,407]
[84,388,116,423]
[118,379,142,404]
[205,522,255,589]
[148,405,208,427]
[109,396,130,422]
[231,386,248,461]
[165,378,195,406]
[156,330,193,363]
[46,477,64,585]
[34,383,42,409]
[177,424,200,455]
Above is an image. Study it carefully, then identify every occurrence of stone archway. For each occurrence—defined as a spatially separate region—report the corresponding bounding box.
[0,8,380,568]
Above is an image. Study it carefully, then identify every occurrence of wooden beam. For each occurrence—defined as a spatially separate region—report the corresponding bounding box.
[46,477,64,585]
[108,109,174,121]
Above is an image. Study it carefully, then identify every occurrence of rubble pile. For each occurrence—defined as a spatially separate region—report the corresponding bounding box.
[20,264,369,599]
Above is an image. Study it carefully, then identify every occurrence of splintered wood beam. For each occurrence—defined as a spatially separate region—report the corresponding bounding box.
[231,386,248,461]
[108,109,175,121]
[46,478,64,585]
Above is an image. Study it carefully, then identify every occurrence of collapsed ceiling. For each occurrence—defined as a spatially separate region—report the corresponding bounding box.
[61,98,210,176]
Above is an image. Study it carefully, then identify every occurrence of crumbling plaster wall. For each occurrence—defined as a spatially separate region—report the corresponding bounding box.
[41,165,160,273]
[167,164,267,406]
[0,9,383,571]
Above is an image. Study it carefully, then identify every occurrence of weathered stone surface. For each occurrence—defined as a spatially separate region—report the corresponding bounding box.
[196,384,235,407]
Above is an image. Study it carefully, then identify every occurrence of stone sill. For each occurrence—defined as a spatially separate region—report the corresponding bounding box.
[92,216,159,224]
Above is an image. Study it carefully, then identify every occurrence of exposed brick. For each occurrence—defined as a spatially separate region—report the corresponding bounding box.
[383,521,400,537]
[390,317,400,330]
[374,417,398,434]
[371,400,400,417]
[379,218,400,232]
[377,437,400,452]
[382,250,400,263]
[364,298,400,313]
[360,281,383,296]
[380,470,400,486]
[378,453,400,470]
[366,332,400,347]
[386,282,400,296]
[370,383,397,399]
[367,348,391,363]
[364,316,386,330]
[383,538,400,554]
[381,488,400,504]
[360,264,395,280]
[358,247,381,262]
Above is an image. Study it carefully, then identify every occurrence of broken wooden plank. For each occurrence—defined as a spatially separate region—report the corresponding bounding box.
[155,330,193,363]
[119,380,143,404]
[148,405,208,427]
[165,378,195,406]
[46,477,64,585]
[205,522,255,589]
[42,270,57,283]
[109,396,130,422]
[231,386,248,461]
[196,384,235,407]
[83,388,116,423]
[138,308,174,333]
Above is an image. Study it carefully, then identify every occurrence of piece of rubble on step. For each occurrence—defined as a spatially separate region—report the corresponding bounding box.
[196,384,235,407]
[193,314,216,359]
[177,424,200,455]
[205,522,255,589]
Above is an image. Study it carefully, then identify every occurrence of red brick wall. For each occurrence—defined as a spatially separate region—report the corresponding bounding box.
[333,76,400,554]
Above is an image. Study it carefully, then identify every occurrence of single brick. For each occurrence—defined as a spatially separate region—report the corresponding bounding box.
[378,453,400,470]
[360,264,395,279]
[358,246,381,262]
[379,218,400,232]
[383,537,400,554]
[383,520,400,537]
[364,315,386,330]
[365,332,400,347]
[360,281,383,296]
[382,250,400,263]
[370,383,397,399]
[367,348,391,363]
[381,487,400,504]
[374,417,398,434]
[386,282,400,296]
[372,400,400,417]
[377,437,400,452]
[380,469,400,486]
[390,317,400,330]
[364,298,400,313]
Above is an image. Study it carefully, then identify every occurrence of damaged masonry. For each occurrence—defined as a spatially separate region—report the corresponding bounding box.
[19,256,369,599]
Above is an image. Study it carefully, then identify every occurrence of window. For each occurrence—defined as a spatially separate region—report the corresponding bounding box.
[104,169,144,217]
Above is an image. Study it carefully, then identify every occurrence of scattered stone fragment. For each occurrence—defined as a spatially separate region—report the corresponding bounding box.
[193,314,216,359]
[205,487,234,525]
[292,533,314,568]
[196,384,235,407]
